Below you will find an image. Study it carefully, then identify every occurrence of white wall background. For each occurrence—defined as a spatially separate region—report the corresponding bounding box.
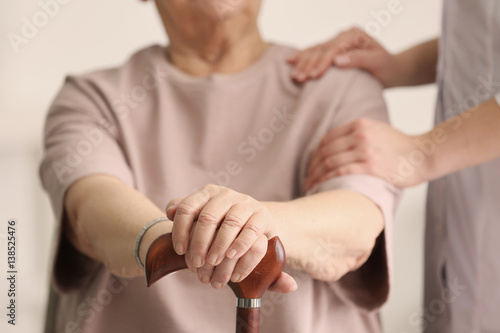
[0,0,441,332]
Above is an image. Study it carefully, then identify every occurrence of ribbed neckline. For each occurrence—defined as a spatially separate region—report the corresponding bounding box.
[151,43,282,89]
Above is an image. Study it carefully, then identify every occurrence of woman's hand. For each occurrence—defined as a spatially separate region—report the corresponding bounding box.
[305,118,428,190]
[288,27,403,88]
[166,184,297,293]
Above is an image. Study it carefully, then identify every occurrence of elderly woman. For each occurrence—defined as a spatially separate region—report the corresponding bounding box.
[40,1,400,332]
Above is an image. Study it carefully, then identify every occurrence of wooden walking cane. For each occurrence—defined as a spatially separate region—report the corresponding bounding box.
[145,233,286,333]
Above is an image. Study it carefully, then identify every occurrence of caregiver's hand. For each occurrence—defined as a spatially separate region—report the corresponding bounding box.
[304,118,427,190]
[165,184,296,293]
[287,27,402,87]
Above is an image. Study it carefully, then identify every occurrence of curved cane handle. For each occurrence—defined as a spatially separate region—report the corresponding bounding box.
[145,233,286,297]
[145,233,286,333]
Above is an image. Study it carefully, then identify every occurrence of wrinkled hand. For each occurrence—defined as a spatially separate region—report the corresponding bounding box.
[288,27,402,88]
[304,118,427,190]
[166,185,297,293]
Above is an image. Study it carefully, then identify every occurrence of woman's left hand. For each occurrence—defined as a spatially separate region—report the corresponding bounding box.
[166,184,296,293]
[304,118,427,190]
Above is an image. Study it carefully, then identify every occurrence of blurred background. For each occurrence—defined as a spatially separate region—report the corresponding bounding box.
[0,0,440,332]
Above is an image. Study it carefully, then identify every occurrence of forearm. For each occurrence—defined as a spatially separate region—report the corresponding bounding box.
[64,175,171,277]
[264,190,384,281]
[393,38,438,87]
[420,98,500,181]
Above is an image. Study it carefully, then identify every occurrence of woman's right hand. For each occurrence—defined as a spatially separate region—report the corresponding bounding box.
[288,27,404,88]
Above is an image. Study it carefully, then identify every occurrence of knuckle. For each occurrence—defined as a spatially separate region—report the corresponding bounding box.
[336,167,347,176]
[234,237,253,252]
[209,241,226,254]
[320,147,331,160]
[190,244,205,256]
[324,157,332,168]
[354,129,368,142]
[176,202,195,216]
[325,156,337,169]
[249,242,267,257]
[224,214,245,229]
[245,223,264,238]
[236,263,254,276]
[213,272,231,285]
[198,211,220,227]
[202,184,216,193]
[239,194,253,205]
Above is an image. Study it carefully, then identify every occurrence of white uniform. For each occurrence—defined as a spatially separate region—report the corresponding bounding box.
[425,0,500,332]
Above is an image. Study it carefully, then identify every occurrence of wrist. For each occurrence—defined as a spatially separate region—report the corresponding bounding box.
[138,219,173,270]
[412,132,439,184]
[262,201,299,264]
[387,52,413,88]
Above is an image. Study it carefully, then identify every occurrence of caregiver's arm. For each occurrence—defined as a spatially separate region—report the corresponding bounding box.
[288,26,438,88]
[390,38,438,87]
[306,98,500,189]
[420,98,500,182]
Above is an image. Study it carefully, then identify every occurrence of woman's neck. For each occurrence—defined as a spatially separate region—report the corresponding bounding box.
[166,23,268,77]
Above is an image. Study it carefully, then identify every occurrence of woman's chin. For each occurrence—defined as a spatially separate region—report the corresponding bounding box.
[195,0,246,21]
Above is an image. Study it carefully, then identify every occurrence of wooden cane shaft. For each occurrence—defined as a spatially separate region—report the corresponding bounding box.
[236,307,260,333]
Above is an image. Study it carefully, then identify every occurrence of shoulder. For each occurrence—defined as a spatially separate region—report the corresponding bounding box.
[56,45,168,103]
[270,43,383,102]
[305,67,384,101]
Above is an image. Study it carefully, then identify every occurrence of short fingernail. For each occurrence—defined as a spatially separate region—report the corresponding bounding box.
[335,55,350,66]
[192,255,202,268]
[291,281,298,292]
[208,253,218,266]
[227,249,237,259]
[200,275,210,284]
[231,273,241,283]
[175,243,184,254]
[212,282,223,289]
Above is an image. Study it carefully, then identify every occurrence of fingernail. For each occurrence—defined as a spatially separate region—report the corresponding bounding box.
[175,243,184,254]
[200,275,210,284]
[335,55,350,66]
[212,282,223,289]
[192,255,202,268]
[208,253,218,266]
[291,281,298,292]
[227,249,237,259]
[231,273,241,283]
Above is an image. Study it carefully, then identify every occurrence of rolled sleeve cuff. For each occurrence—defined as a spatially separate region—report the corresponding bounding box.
[308,175,402,311]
